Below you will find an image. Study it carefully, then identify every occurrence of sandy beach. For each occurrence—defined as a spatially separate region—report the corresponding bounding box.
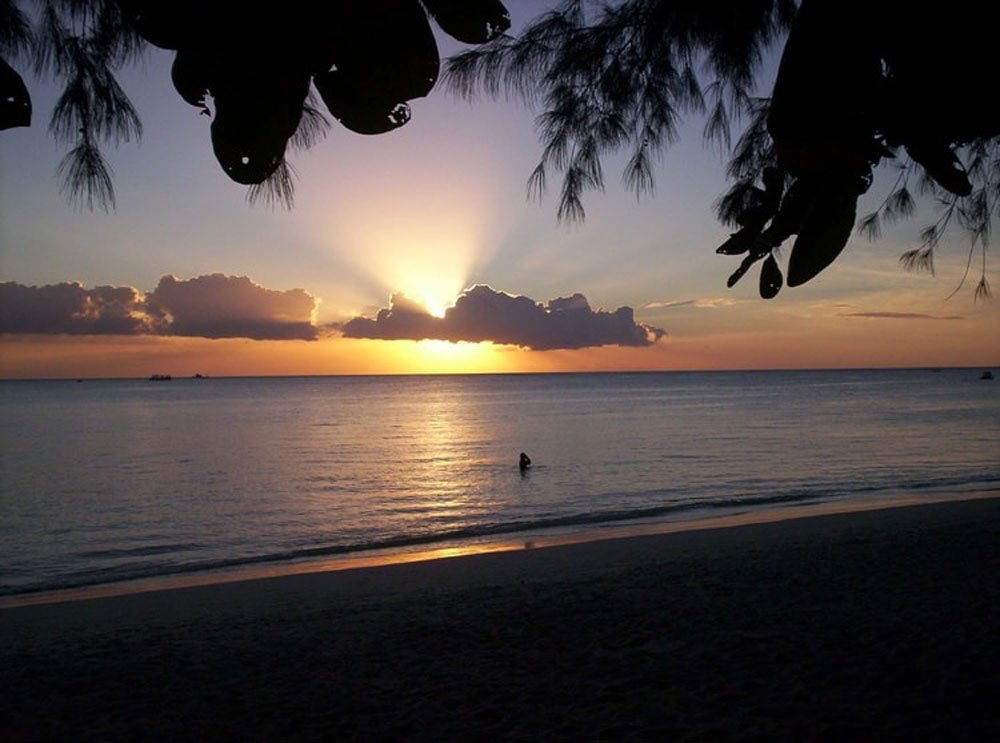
[2,497,998,741]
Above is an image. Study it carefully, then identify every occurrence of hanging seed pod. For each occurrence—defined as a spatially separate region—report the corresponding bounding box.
[787,184,857,287]
[727,253,758,289]
[210,61,311,184]
[314,1,438,135]
[904,141,972,197]
[118,0,209,50]
[759,253,783,299]
[171,50,215,111]
[422,0,511,44]
[0,58,31,130]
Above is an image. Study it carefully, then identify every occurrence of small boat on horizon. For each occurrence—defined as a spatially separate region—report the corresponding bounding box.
[149,374,172,381]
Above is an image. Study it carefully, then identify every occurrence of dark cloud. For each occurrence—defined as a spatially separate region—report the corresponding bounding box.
[841,312,964,321]
[0,275,320,340]
[0,281,151,335]
[340,285,666,350]
[145,274,318,340]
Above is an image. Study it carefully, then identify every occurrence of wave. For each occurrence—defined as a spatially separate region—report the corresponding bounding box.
[3,472,997,598]
[75,543,204,559]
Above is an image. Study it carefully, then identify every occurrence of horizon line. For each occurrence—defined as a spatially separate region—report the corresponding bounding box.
[1,365,992,383]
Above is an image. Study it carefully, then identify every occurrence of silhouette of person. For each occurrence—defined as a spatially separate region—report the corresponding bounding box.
[519,452,532,472]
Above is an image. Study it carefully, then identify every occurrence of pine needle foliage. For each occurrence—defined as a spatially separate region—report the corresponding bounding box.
[445,0,998,298]
[20,0,144,211]
[446,0,796,221]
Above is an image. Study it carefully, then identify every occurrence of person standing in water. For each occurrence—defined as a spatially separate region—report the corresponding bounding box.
[519,452,532,472]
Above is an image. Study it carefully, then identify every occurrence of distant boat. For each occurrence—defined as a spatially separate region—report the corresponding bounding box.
[981,371,994,380]
[149,374,172,381]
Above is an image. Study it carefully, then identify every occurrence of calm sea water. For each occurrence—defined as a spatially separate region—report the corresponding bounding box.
[1,369,998,597]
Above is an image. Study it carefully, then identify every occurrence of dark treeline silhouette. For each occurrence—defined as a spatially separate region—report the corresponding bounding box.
[2,1,997,295]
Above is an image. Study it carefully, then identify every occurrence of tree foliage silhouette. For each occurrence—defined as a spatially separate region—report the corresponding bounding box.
[2,0,997,296]
[0,0,511,208]
[446,0,999,298]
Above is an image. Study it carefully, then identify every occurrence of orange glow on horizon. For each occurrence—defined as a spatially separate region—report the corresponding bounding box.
[374,339,514,374]
[2,290,998,383]
[0,335,522,378]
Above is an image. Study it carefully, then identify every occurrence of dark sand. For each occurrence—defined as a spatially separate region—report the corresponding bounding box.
[2,498,998,741]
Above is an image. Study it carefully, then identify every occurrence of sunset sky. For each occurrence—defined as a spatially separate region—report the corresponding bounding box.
[1,1,997,378]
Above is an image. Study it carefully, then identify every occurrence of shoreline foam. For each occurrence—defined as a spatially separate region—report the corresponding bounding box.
[3,489,997,609]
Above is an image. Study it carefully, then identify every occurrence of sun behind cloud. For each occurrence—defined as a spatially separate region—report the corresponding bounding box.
[405,279,460,319]
[340,285,665,350]
[316,190,491,323]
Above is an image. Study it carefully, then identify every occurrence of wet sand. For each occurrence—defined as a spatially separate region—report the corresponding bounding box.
[2,497,998,741]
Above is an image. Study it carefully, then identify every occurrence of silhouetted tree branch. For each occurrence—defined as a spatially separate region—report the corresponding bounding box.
[1,0,511,209]
[2,1,997,297]
[446,0,999,298]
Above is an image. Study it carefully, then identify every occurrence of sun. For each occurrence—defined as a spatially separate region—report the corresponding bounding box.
[421,296,448,319]
[404,275,464,320]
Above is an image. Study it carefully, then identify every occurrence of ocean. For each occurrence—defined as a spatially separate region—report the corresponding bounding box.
[1,368,997,600]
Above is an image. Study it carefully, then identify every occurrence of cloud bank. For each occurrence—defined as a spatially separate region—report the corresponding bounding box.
[1,278,665,349]
[0,275,319,340]
[0,282,151,335]
[340,285,665,350]
[145,275,318,340]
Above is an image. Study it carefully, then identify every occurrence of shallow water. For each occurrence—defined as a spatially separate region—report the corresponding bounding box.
[1,368,997,596]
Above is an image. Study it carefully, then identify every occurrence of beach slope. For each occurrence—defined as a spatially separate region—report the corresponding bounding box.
[2,498,998,740]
